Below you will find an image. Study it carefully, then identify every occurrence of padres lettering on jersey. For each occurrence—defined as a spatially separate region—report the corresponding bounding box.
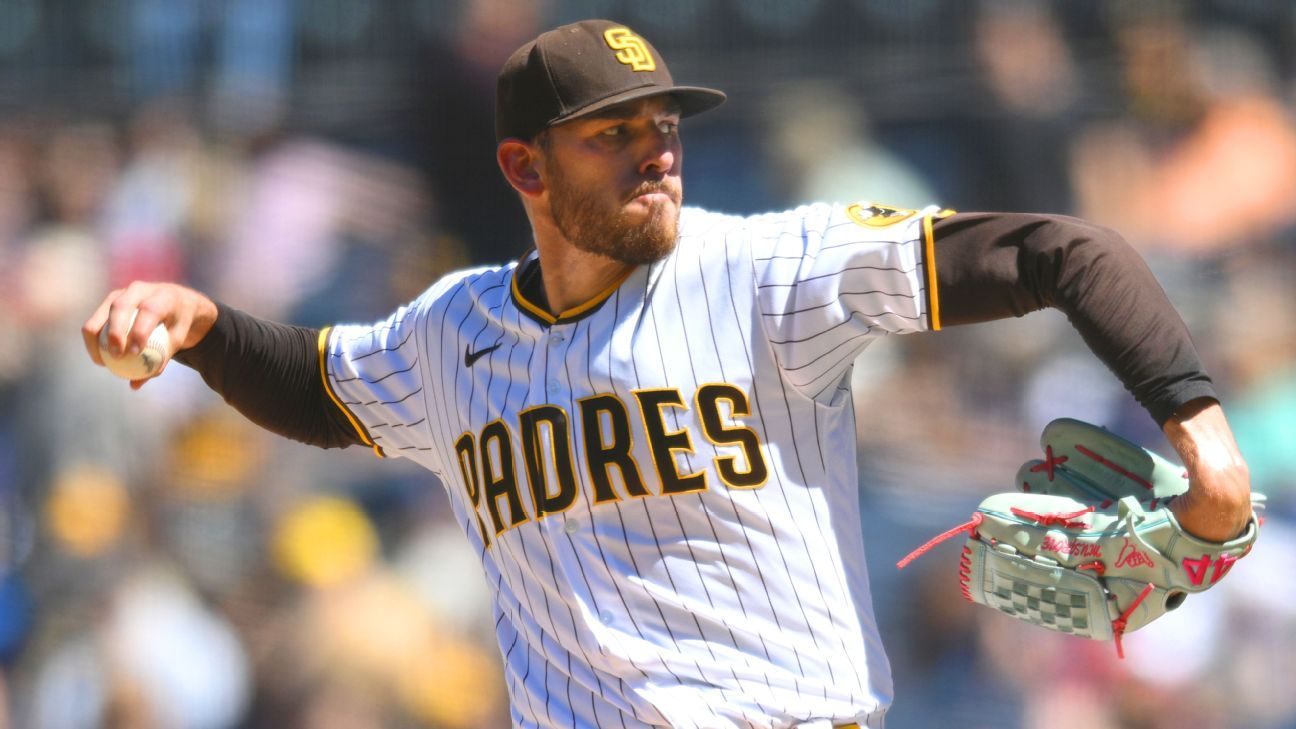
[455,385,768,544]
[324,202,941,729]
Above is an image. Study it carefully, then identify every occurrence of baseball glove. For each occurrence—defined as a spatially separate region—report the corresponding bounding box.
[899,418,1261,657]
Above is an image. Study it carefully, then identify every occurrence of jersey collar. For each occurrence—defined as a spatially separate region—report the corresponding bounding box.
[510,250,635,327]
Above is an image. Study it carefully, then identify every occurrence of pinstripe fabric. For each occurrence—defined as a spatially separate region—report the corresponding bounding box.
[324,203,938,729]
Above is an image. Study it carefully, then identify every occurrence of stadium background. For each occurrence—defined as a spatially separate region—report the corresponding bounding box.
[0,0,1294,727]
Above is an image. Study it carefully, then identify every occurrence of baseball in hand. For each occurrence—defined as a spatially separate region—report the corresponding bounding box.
[98,313,170,380]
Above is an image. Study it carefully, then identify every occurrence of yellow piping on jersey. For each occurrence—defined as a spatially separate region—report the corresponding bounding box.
[923,214,941,331]
[511,264,635,325]
[317,327,384,457]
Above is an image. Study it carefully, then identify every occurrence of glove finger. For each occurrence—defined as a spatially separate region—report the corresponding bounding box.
[1017,459,1114,500]
[1039,418,1188,501]
[975,492,1101,559]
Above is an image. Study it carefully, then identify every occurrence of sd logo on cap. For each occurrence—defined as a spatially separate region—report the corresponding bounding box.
[603,28,656,72]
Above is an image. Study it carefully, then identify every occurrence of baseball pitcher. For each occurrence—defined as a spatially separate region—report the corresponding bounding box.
[83,19,1256,729]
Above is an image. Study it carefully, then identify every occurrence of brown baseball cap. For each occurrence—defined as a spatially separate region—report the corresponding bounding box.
[495,19,726,142]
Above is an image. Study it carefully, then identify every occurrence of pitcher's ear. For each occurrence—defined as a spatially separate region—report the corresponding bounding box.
[497,140,544,197]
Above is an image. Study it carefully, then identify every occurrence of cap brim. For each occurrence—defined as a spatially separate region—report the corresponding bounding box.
[550,85,726,128]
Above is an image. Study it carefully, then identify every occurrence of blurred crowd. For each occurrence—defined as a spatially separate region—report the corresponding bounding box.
[0,1,1294,728]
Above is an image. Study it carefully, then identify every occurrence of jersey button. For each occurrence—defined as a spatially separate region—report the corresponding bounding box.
[549,332,565,344]
[599,610,613,625]
[563,519,578,535]
[546,380,560,394]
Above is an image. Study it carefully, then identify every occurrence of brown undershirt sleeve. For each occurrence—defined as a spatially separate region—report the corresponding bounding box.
[173,302,366,449]
[930,212,1216,426]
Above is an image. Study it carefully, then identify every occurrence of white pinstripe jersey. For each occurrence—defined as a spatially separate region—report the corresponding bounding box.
[324,202,943,729]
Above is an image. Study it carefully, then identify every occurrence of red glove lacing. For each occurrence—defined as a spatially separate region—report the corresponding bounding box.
[1009,505,1095,529]
[897,512,985,570]
[1112,583,1155,659]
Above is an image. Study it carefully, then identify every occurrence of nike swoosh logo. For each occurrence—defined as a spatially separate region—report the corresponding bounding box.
[464,343,501,367]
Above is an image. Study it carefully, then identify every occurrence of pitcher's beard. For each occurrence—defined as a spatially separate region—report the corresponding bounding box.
[548,171,680,265]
